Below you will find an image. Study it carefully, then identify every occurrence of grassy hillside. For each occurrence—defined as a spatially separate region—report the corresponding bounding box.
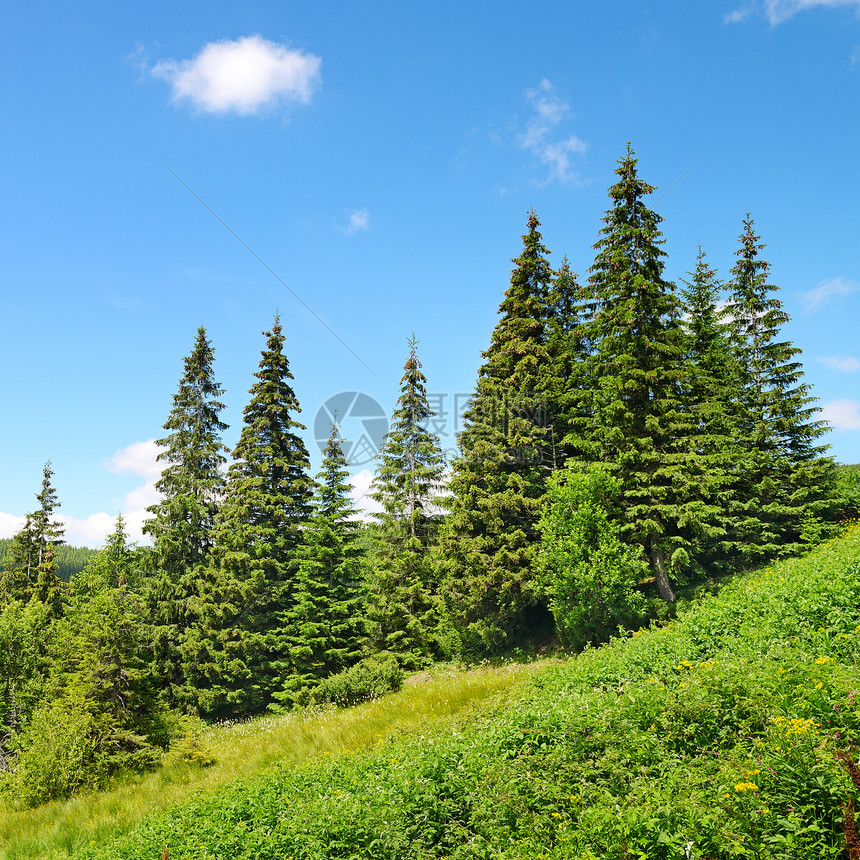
[5,526,860,859]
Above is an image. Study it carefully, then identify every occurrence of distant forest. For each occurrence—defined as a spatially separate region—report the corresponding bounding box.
[2,144,859,808]
[0,539,93,583]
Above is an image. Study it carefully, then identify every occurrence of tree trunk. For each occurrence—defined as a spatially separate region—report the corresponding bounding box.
[650,545,676,603]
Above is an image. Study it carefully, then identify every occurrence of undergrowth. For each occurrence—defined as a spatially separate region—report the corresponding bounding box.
[5,525,860,859]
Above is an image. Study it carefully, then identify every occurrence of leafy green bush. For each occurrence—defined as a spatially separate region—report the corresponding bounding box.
[0,694,97,809]
[310,655,403,707]
[538,462,648,647]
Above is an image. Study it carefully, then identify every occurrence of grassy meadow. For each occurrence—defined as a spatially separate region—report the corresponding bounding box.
[4,526,860,859]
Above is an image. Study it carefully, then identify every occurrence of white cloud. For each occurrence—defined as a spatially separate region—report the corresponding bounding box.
[820,399,860,431]
[106,438,163,480]
[58,512,117,548]
[519,79,588,185]
[802,275,860,313]
[819,355,860,372]
[0,512,25,540]
[348,469,383,521]
[343,208,371,235]
[152,35,321,116]
[0,440,163,548]
[764,0,860,23]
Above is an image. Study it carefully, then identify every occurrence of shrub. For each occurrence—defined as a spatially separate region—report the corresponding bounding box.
[537,463,648,648]
[0,695,97,809]
[310,655,403,708]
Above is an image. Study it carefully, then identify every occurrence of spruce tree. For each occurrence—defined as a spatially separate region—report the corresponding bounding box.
[144,327,228,573]
[367,335,446,664]
[277,421,365,705]
[2,463,65,606]
[678,248,742,568]
[579,144,704,601]
[724,216,832,561]
[141,327,228,702]
[181,315,313,716]
[545,257,591,462]
[440,211,556,651]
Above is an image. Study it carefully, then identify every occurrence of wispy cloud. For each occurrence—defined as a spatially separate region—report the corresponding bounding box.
[819,355,860,372]
[819,399,860,431]
[519,79,588,185]
[765,0,860,23]
[727,0,860,24]
[802,275,860,313]
[152,35,321,116]
[342,207,371,235]
[725,6,756,23]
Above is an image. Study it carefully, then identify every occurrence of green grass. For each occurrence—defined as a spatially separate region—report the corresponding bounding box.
[5,525,860,859]
[0,664,534,860]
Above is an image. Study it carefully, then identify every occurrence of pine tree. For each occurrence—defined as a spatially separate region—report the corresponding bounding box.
[2,463,65,606]
[678,248,743,568]
[181,315,314,716]
[580,144,704,601]
[440,211,556,651]
[144,327,228,573]
[545,257,591,462]
[277,421,365,705]
[366,335,446,664]
[724,216,832,562]
[141,327,228,703]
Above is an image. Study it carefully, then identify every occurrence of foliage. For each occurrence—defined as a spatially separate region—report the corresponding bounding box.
[1,463,65,607]
[724,215,833,563]
[829,464,860,522]
[578,144,706,601]
[441,210,557,653]
[276,421,366,707]
[181,316,314,717]
[537,462,648,647]
[143,327,228,575]
[0,541,94,585]
[72,525,860,860]
[367,335,446,664]
[1,518,168,809]
[678,247,744,569]
[142,327,229,703]
[0,598,50,747]
[309,654,404,708]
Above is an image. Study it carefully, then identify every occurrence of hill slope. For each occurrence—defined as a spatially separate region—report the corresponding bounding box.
[7,526,860,859]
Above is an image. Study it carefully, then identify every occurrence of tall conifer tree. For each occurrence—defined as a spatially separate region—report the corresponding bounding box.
[367,335,445,663]
[440,212,556,650]
[181,315,313,716]
[724,216,832,561]
[2,463,64,606]
[144,328,228,573]
[545,257,591,462]
[678,248,742,567]
[580,145,704,600]
[142,327,228,702]
[277,421,365,704]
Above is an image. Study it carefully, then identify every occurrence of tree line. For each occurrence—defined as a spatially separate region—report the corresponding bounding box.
[0,144,844,806]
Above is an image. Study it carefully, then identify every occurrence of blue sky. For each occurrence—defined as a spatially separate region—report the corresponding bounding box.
[2,0,859,547]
